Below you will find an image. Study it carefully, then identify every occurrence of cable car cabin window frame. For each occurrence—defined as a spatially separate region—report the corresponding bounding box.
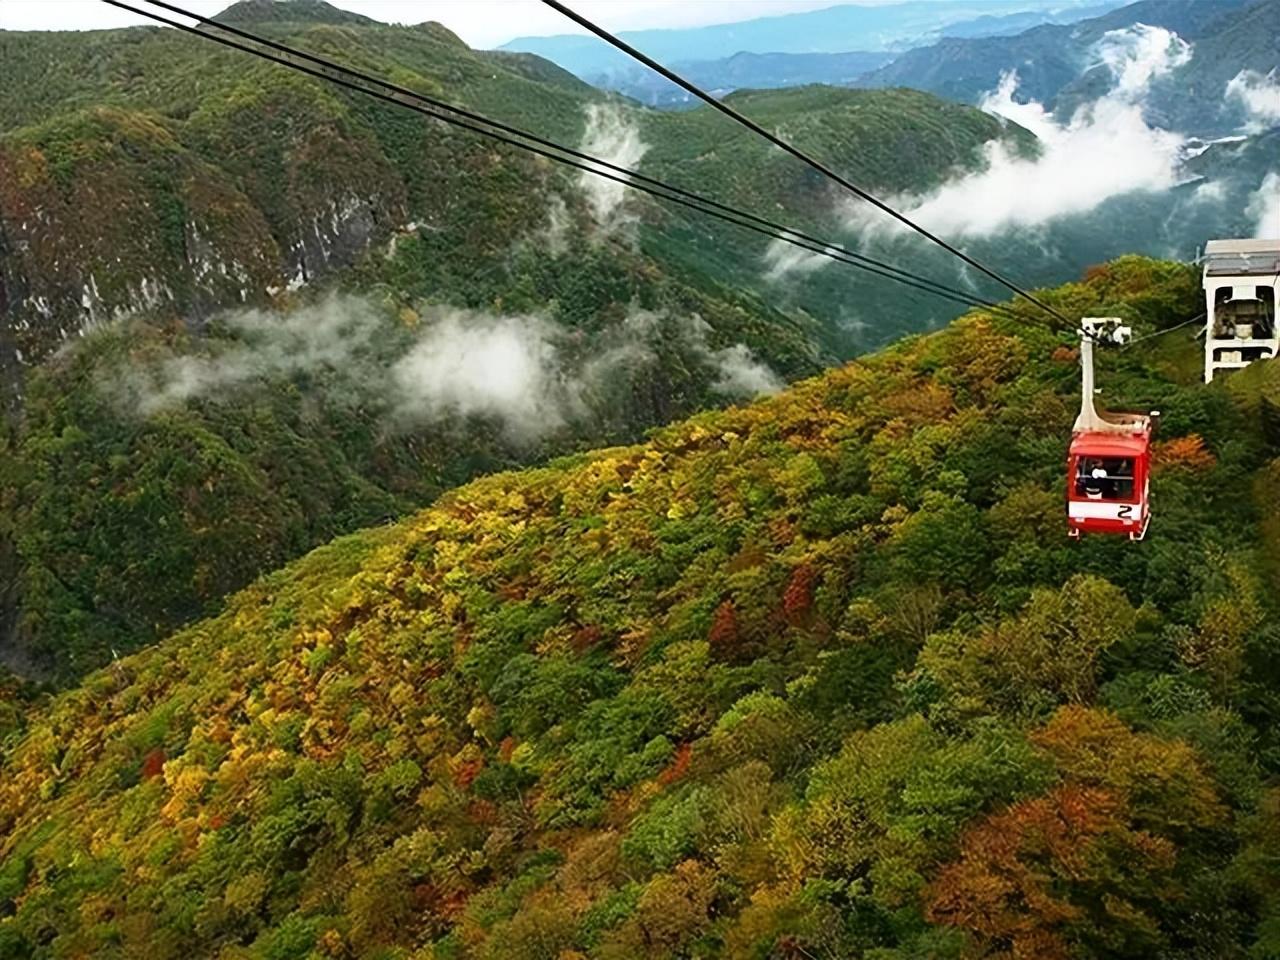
[1072,455,1138,503]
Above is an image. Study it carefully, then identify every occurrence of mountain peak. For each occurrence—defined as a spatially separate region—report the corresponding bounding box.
[410,20,467,47]
[211,0,378,27]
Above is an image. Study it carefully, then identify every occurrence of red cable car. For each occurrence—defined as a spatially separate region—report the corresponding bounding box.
[1066,318,1156,541]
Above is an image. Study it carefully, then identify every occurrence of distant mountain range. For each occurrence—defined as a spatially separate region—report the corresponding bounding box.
[600,50,896,108]
[855,0,1264,117]
[506,0,1277,131]
[850,0,1280,137]
[500,0,1123,84]
[937,1,1121,37]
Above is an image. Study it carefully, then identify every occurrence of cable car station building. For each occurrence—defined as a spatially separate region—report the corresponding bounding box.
[1203,238,1280,382]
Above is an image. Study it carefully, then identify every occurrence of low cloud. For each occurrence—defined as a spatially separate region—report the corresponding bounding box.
[576,103,649,237]
[762,235,842,281]
[592,308,782,399]
[1191,180,1227,204]
[1249,172,1280,239]
[707,341,783,396]
[120,295,384,415]
[1095,22,1191,98]
[540,195,571,256]
[390,310,581,438]
[850,24,1191,241]
[110,298,780,443]
[1226,69,1280,133]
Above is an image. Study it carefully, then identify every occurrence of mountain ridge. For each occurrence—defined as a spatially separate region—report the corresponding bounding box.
[499,0,1113,79]
[212,0,378,27]
[600,50,897,108]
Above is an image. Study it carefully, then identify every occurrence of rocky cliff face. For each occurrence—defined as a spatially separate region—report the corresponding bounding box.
[0,99,411,411]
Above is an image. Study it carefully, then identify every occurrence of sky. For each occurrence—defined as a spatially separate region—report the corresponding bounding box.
[0,0,861,48]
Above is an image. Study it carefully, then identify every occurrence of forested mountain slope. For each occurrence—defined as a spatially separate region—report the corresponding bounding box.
[3,257,1279,959]
[640,86,1025,220]
[0,10,597,398]
[0,7,1018,402]
[0,4,1028,683]
[1147,0,1280,132]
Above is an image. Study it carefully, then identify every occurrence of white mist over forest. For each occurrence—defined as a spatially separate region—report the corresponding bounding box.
[576,103,649,239]
[1227,69,1280,132]
[107,298,780,443]
[864,25,1192,239]
[759,19,1278,290]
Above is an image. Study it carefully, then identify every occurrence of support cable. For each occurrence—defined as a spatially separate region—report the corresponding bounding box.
[540,0,1071,325]
[103,0,1023,317]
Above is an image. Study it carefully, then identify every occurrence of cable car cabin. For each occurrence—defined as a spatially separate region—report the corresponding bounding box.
[1066,318,1156,541]
[1067,429,1151,540]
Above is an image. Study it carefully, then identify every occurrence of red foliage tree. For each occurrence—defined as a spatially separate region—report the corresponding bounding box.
[708,600,740,656]
[659,742,692,786]
[140,747,166,780]
[782,564,818,625]
[453,755,485,789]
[571,624,604,653]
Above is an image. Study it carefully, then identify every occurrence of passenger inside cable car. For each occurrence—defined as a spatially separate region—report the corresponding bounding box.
[1074,456,1135,501]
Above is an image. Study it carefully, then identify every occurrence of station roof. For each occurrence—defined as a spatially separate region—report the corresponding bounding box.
[1204,239,1280,278]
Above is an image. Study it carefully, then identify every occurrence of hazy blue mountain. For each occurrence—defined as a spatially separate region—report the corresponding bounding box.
[856,0,1258,116]
[599,50,896,108]
[1049,0,1280,130]
[1146,0,1280,133]
[938,2,1122,38]
[500,0,1110,80]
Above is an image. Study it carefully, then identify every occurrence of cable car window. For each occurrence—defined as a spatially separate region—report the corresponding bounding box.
[1074,457,1135,501]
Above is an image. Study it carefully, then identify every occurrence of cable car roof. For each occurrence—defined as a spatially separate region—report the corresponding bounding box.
[1069,431,1149,456]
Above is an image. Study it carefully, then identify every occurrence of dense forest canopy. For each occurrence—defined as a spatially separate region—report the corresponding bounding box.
[3,256,1280,958]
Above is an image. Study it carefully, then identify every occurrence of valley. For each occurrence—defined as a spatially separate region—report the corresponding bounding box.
[0,5,1032,680]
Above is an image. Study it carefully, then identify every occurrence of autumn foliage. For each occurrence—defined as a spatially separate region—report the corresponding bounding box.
[782,564,818,624]
[0,259,1276,959]
[1154,433,1216,473]
[708,600,740,657]
[926,784,1176,959]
